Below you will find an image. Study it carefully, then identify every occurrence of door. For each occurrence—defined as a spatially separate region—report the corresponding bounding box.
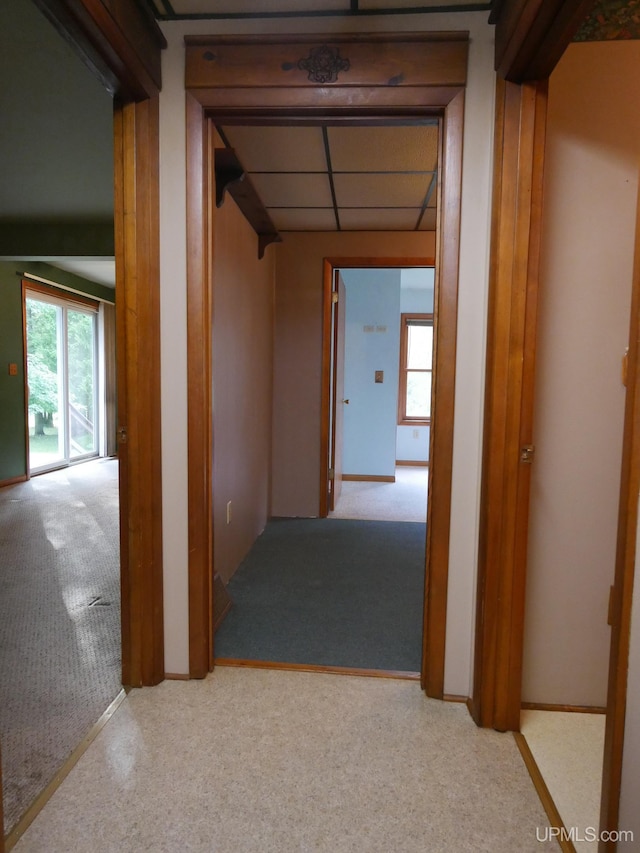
[25,288,99,474]
[329,271,347,511]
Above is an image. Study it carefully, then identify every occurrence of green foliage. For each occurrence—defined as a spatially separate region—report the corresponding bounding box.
[26,297,95,420]
[27,353,58,414]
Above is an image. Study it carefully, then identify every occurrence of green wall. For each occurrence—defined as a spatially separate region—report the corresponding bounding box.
[0,261,114,483]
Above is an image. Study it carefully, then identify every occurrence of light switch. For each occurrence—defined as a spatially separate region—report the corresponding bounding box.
[375,370,384,383]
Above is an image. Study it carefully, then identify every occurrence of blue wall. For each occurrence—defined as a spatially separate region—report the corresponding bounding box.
[342,269,401,477]
[341,268,435,475]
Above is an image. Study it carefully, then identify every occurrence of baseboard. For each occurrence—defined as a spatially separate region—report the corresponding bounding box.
[521,702,606,714]
[395,460,429,467]
[214,658,420,681]
[514,732,577,853]
[443,693,468,703]
[342,474,395,483]
[164,672,190,680]
[0,474,27,489]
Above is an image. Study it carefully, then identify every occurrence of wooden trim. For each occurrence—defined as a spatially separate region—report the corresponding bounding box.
[185,33,468,92]
[164,673,191,681]
[522,702,607,715]
[492,0,597,84]
[598,150,640,852]
[443,693,469,703]
[23,280,99,311]
[114,96,164,687]
[514,732,577,853]
[342,474,395,483]
[320,256,435,513]
[186,97,214,679]
[398,312,434,426]
[421,93,464,700]
[470,78,548,732]
[319,260,333,518]
[396,460,429,467]
[32,0,166,100]
[214,658,420,681]
[21,282,30,483]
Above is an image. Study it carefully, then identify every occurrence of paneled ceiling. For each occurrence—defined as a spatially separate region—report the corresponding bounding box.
[144,0,490,20]
[218,122,439,232]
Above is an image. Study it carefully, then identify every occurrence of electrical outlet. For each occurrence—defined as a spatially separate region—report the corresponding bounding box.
[8,363,17,376]
[413,429,420,439]
[226,501,232,524]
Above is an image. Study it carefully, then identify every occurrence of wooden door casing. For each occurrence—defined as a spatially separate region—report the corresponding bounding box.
[184,34,466,696]
[329,271,346,513]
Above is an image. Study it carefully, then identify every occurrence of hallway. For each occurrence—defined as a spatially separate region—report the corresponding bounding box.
[13,667,558,853]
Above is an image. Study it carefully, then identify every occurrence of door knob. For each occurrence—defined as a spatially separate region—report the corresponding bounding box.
[342,399,350,404]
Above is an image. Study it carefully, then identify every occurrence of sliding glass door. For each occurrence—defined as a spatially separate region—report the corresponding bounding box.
[25,289,99,473]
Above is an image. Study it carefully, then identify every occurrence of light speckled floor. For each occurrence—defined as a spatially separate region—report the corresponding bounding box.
[14,668,559,853]
[520,710,606,853]
[330,467,428,523]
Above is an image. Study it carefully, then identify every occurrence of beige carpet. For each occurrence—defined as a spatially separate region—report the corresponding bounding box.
[520,710,606,853]
[15,668,558,852]
[330,466,428,523]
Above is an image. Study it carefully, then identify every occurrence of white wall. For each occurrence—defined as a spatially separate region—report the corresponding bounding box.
[619,494,640,844]
[522,42,640,707]
[158,13,495,687]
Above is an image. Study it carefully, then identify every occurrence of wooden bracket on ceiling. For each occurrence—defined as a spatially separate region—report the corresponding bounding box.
[214,147,282,260]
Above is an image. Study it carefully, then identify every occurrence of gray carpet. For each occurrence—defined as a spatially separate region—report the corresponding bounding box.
[0,458,121,835]
[215,518,426,672]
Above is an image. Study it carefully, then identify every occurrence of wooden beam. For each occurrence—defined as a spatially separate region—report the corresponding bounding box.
[32,0,166,99]
[471,77,547,731]
[492,0,596,82]
[598,162,640,852]
[114,95,164,686]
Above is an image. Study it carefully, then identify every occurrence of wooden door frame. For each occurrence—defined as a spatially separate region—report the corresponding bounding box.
[184,33,467,691]
[320,255,452,696]
[470,77,548,732]
[29,0,167,688]
[327,268,346,514]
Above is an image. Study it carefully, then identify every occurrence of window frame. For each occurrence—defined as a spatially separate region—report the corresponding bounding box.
[398,312,434,426]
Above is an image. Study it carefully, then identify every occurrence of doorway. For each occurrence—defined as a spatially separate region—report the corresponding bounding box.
[324,263,434,525]
[25,287,100,474]
[185,33,467,691]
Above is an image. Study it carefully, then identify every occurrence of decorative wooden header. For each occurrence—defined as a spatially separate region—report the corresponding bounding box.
[185,33,468,111]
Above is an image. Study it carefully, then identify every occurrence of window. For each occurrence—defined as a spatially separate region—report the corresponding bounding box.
[25,284,99,473]
[398,313,433,425]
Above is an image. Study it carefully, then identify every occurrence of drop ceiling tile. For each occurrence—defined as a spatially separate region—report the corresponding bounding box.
[172,0,348,13]
[269,208,336,231]
[340,209,421,230]
[251,172,333,208]
[221,126,326,173]
[361,0,482,7]
[328,126,438,173]
[334,173,428,208]
[418,209,437,231]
